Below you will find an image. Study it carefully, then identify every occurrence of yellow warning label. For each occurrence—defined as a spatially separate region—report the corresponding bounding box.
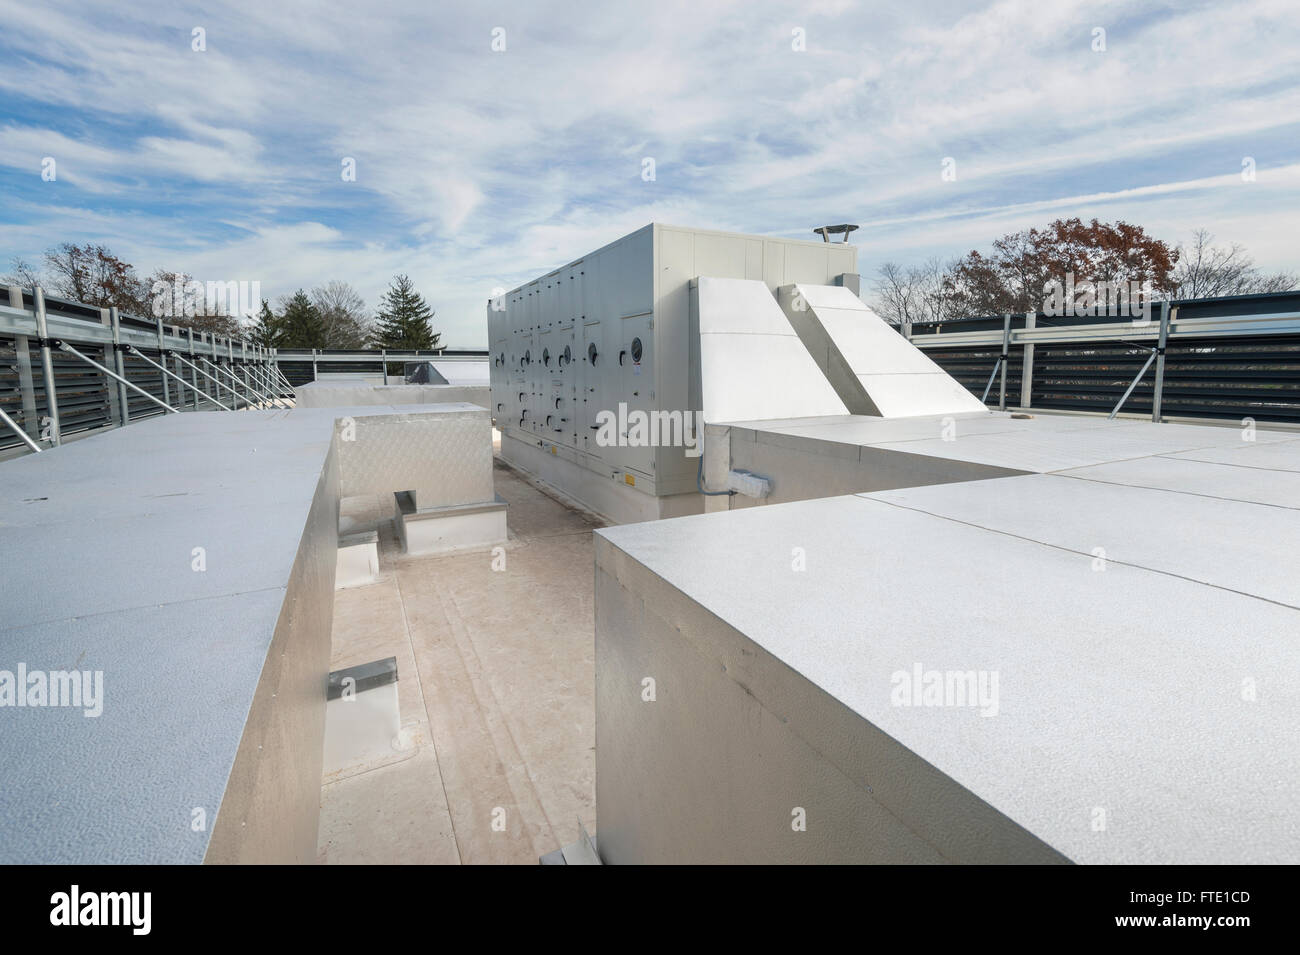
[550,446,557,455]
[624,473,635,486]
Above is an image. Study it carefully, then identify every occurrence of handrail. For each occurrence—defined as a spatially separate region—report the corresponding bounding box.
[57,341,179,415]
[908,309,1300,349]
[0,405,41,453]
[127,347,232,411]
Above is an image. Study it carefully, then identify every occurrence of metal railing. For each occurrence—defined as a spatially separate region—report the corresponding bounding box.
[1,286,488,458]
[0,286,293,456]
[273,348,487,387]
[11,281,1293,453]
[904,291,1300,424]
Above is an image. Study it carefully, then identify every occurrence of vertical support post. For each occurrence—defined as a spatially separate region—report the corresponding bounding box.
[8,286,39,443]
[109,308,130,426]
[261,347,276,399]
[256,347,272,403]
[998,312,1011,412]
[212,337,222,399]
[1151,300,1172,423]
[311,348,318,382]
[33,287,61,446]
[1020,311,1035,410]
[171,326,185,411]
[381,349,388,385]
[186,328,198,410]
[196,332,208,405]
[206,333,216,388]
[211,335,227,404]
[155,316,171,408]
[225,337,237,402]
[273,348,291,396]
[100,307,121,426]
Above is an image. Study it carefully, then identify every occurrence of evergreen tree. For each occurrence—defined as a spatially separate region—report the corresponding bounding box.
[246,299,284,348]
[370,275,440,351]
[277,290,327,349]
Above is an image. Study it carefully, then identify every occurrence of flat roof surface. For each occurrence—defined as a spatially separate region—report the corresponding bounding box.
[596,430,1300,863]
[0,403,477,864]
[726,410,1300,474]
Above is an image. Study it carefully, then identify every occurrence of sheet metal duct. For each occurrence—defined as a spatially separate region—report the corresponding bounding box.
[692,277,848,423]
[778,283,986,417]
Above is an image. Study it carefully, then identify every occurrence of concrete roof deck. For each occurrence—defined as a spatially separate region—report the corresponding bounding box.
[0,402,483,864]
[318,459,602,864]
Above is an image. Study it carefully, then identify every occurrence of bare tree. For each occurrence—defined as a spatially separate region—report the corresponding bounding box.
[912,256,961,324]
[871,261,919,328]
[2,257,43,288]
[1173,229,1298,298]
[147,268,242,337]
[42,243,148,312]
[310,280,370,349]
[871,258,961,331]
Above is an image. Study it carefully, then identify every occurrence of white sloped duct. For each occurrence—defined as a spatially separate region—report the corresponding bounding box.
[692,277,849,423]
[778,283,987,417]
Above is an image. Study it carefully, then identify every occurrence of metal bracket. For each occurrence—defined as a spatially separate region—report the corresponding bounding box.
[1108,348,1160,420]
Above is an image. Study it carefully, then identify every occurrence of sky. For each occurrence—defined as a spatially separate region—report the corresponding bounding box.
[1,0,1297,347]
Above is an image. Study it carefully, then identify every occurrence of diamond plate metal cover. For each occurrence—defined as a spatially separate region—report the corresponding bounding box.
[337,408,494,509]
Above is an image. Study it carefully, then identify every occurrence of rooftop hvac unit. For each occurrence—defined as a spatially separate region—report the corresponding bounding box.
[488,223,860,523]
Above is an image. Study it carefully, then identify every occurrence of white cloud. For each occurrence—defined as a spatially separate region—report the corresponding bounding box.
[0,0,1296,345]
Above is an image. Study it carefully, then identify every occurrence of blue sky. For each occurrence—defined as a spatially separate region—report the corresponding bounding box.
[1,0,1297,346]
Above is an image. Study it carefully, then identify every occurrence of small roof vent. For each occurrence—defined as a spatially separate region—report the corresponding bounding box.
[813,224,859,243]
